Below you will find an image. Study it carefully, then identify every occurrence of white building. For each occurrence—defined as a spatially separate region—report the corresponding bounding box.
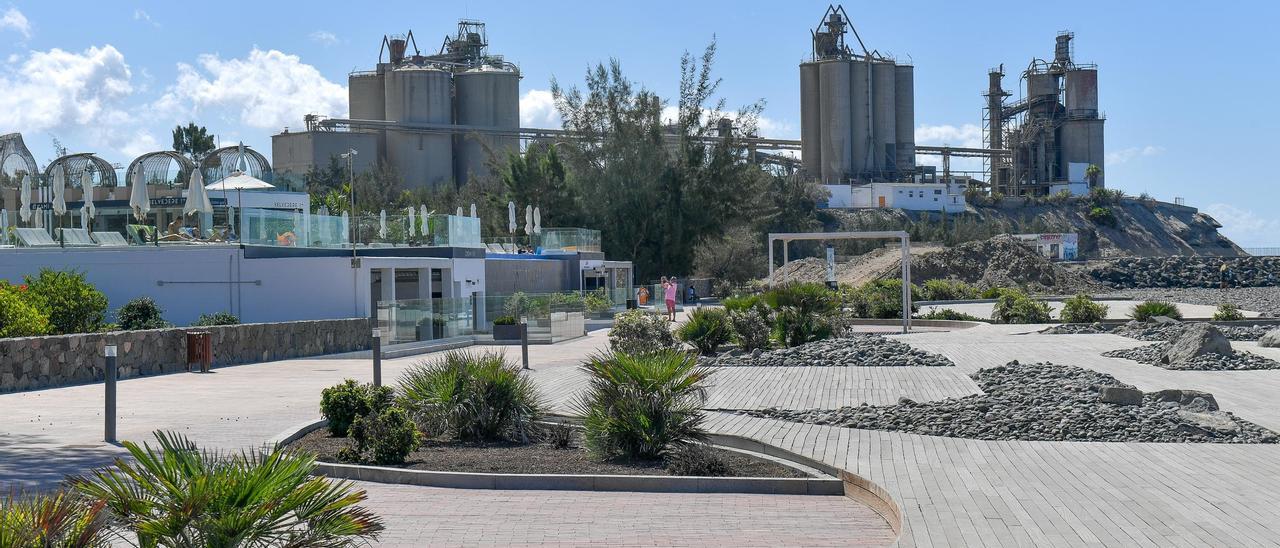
[1014,233,1079,260]
[822,182,967,213]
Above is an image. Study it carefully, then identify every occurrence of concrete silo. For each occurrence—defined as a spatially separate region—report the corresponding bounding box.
[454,67,520,184]
[384,66,454,189]
[893,64,915,173]
[818,60,853,183]
[799,62,822,178]
[871,61,898,174]
[349,70,386,121]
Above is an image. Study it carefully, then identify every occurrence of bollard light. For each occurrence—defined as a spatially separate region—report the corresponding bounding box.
[370,327,383,387]
[104,344,118,443]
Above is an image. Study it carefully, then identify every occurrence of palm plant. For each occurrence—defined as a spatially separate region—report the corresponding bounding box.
[574,350,713,460]
[72,431,382,547]
[675,307,732,355]
[1,490,109,547]
[397,350,543,442]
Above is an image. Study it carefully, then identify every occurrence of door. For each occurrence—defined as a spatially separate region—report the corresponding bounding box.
[877,195,886,208]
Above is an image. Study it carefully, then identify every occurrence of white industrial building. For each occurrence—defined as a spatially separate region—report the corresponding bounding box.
[822,182,967,213]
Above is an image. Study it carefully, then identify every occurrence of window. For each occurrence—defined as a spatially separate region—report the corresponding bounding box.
[934,189,942,195]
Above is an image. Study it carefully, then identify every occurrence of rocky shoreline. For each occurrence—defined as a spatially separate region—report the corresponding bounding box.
[727,361,1278,443]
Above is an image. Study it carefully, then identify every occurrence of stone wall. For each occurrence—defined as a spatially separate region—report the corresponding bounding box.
[0,318,369,393]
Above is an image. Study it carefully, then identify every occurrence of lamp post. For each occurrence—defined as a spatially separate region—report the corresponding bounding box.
[341,149,358,259]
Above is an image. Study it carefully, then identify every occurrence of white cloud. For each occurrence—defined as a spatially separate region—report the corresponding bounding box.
[915,123,984,174]
[1203,203,1280,247]
[309,30,338,46]
[519,89,559,128]
[157,48,347,131]
[133,9,159,28]
[0,45,142,155]
[1106,145,1164,165]
[1,7,31,38]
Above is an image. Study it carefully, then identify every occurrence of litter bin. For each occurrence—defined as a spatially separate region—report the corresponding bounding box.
[186,331,212,373]
[626,299,638,309]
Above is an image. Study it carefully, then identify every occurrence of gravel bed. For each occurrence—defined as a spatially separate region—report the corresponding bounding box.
[1042,321,1274,341]
[703,334,954,367]
[727,361,1279,443]
[1099,287,1280,317]
[288,428,807,478]
[1102,343,1280,371]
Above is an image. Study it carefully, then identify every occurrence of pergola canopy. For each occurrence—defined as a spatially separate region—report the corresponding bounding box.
[125,150,197,189]
[0,133,41,188]
[43,152,118,188]
[201,144,272,186]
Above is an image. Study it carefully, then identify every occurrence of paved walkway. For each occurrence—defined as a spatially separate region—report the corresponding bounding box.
[7,317,1280,546]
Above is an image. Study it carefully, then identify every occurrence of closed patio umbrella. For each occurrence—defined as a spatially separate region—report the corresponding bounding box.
[183,168,212,216]
[129,167,150,221]
[524,205,532,236]
[341,211,349,243]
[407,206,416,237]
[52,166,67,217]
[80,170,96,230]
[1,208,8,243]
[534,206,542,234]
[507,201,516,234]
[378,209,387,239]
[18,173,31,223]
[456,206,463,217]
[419,205,429,236]
[470,203,476,218]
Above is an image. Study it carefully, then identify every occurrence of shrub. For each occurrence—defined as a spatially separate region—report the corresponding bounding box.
[492,315,517,326]
[608,309,677,355]
[728,308,772,351]
[345,406,420,465]
[23,269,107,334]
[583,289,614,315]
[398,351,543,442]
[917,308,987,322]
[1213,303,1245,321]
[991,289,1053,324]
[115,297,170,331]
[980,286,1007,299]
[0,490,109,547]
[664,443,733,477]
[191,312,240,326]
[73,431,383,546]
[721,294,765,313]
[1129,300,1183,322]
[540,422,575,449]
[319,379,394,437]
[1060,294,1109,323]
[0,284,51,338]
[675,308,732,355]
[1088,206,1117,227]
[763,282,838,316]
[920,279,979,301]
[844,279,919,319]
[774,306,833,347]
[575,350,712,460]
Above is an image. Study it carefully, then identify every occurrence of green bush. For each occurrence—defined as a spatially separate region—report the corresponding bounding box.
[191,312,239,326]
[844,279,919,319]
[774,306,834,347]
[398,350,543,442]
[721,294,765,313]
[0,489,109,547]
[920,279,980,301]
[916,308,987,322]
[991,289,1053,324]
[345,406,420,465]
[0,284,51,338]
[763,282,838,316]
[23,269,107,334]
[1213,303,1245,321]
[319,379,394,437]
[583,288,614,315]
[575,350,712,460]
[728,308,772,351]
[980,286,1006,299]
[675,308,732,355]
[116,297,170,331]
[1129,300,1183,322]
[1060,294,1109,323]
[74,431,383,545]
[608,309,677,355]
[492,315,517,326]
[664,443,733,477]
[1088,206,1117,227]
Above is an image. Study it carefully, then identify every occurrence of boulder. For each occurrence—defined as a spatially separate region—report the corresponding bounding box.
[1177,410,1241,435]
[1160,323,1232,365]
[1260,328,1280,349]
[1148,389,1219,411]
[1152,315,1180,324]
[1099,386,1143,406]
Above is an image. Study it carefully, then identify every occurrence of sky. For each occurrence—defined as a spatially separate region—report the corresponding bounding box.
[2,1,1277,245]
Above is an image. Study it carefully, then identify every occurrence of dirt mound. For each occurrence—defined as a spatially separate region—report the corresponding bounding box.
[907,234,1097,291]
[767,257,828,285]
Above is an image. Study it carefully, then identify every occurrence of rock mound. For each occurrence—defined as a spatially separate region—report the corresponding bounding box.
[730,362,1277,443]
[705,335,954,368]
[1088,256,1280,289]
[907,235,1096,292]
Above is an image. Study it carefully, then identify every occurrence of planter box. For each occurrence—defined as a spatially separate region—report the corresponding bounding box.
[493,323,521,341]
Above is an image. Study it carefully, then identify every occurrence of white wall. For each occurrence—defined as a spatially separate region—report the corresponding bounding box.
[822,184,854,208]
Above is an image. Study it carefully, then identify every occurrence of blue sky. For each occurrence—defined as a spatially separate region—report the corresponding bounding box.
[2,1,1277,245]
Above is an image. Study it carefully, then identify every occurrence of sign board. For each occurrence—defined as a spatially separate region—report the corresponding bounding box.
[825,245,836,283]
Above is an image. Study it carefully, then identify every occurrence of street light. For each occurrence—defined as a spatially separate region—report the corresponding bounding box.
[340,149,357,258]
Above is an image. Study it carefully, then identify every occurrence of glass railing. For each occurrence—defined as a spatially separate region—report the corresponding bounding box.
[376,291,618,345]
[533,228,601,253]
[237,208,481,249]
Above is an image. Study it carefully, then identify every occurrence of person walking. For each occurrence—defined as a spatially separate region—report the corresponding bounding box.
[663,277,678,321]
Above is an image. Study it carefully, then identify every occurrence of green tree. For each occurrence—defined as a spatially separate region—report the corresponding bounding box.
[500,142,581,228]
[1085,164,1102,188]
[171,122,216,160]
